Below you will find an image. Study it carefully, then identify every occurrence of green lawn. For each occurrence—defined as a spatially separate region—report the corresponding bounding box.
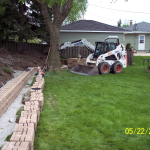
[34,56,150,150]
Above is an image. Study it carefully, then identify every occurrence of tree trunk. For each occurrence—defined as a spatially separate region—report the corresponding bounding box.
[39,0,73,70]
[49,25,60,70]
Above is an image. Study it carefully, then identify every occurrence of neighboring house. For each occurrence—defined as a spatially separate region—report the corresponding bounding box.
[122,21,150,51]
[60,20,128,47]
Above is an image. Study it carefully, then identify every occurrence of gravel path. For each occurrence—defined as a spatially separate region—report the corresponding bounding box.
[0,70,36,147]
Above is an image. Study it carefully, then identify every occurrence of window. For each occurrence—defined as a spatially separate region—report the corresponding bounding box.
[140,36,144,43]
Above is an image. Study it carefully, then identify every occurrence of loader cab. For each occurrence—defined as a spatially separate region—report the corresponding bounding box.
[94,41,117,58]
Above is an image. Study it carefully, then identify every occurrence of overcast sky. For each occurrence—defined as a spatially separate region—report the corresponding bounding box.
[84,0,150,26]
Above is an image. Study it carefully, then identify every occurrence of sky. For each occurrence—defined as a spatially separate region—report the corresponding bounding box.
[84,0,150,26]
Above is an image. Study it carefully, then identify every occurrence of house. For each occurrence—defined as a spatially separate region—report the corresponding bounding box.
[60,20,129,46]
[122,21,150,51]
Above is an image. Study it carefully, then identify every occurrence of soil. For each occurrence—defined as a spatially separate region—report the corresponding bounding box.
[0,47,47,88]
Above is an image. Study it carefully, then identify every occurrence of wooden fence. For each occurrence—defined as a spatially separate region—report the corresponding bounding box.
[60,46,91,58]
[0,41,133,65]
[0,41,49,53]
[0,41,90,58]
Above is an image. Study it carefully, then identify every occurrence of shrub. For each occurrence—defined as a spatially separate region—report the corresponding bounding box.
[126,43,133,51]
[3,67,11,74]
[60,55,67,59]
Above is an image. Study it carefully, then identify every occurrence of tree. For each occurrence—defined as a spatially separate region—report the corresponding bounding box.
[117,19,122,27]
[122,24,129,27]
[28,0,52,43]
[38,0,87,70]
[0,0,20,41]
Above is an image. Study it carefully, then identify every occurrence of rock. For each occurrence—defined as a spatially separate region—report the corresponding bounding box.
[61,65,68,70]
[9,118,15,123]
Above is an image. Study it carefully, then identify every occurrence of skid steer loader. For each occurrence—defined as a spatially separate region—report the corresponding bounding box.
[61,36,127,76]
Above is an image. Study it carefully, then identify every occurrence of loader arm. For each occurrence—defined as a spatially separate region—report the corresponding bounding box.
[60,38,95,53]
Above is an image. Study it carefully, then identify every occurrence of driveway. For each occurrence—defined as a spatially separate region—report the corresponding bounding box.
[134,51,150,56]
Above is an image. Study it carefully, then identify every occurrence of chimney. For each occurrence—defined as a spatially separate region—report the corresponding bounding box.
[130,20,132,26]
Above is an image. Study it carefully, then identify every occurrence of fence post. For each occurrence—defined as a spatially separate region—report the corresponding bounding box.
[127,50,133,65]
[130,51,133,65]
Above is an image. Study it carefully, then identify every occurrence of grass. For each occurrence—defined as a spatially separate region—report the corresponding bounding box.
[5,132,13,141]
[3,67,11,74]
[30,76,36,86]
[34,56,150,150]
[16,106,24,119]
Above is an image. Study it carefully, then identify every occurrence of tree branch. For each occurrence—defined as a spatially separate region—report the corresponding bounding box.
[55,0,73,26]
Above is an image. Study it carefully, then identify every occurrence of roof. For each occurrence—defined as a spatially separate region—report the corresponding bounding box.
[122,21,150,32]
[60,20,129,32]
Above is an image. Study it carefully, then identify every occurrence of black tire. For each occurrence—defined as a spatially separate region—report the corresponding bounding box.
[98,62,110,74]
[112,61,123,74]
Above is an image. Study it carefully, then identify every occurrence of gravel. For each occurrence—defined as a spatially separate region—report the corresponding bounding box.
[0,70,36,147]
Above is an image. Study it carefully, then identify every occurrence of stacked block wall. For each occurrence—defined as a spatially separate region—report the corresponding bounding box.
[2,75,45,150]
[0,68,37,117]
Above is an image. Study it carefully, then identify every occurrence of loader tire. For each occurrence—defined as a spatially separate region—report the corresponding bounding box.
[98,62,110,74]
[112,61,123,74]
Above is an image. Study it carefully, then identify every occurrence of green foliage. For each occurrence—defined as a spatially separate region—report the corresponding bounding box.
[126,43,133,51]
[27,38,41,44]
[63,0,88,24]
[34,56,150,150]
[0,0,51,43]
[5,132,13,141]
[28,0,51,43]
[0,0,19,41]
[60,55,67,59]
[16,107,24,119]
[37,0,87,25]
[122,24,129,27]
[31,76,36,86]
[21,56,27,59]
[3,67,11,74]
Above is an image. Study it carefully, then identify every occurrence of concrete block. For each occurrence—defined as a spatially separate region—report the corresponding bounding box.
[25,101,39,107]
[30,92,43,98]
[24,105,40,112]
[21,110,39,122]
[2,142,29,150]
[19,115,37,130]
[14,123,35,132]
[10,131,35,150]
[30,97,44,108]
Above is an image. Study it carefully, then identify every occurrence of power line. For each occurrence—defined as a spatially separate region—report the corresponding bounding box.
[88,4,150,14]
[86,11,118,22]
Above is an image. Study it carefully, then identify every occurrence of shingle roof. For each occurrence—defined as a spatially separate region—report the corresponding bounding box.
[122,21,150,32]
[61,20,129,32]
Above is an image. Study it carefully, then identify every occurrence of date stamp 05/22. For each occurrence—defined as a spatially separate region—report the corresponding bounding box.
[125,128,150,135]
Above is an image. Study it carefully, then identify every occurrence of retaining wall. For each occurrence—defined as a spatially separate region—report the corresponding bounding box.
[1,74,45,150]
[0,68,38,118]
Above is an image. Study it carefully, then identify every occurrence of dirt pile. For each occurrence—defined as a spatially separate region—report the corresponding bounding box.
[0,47,46,88]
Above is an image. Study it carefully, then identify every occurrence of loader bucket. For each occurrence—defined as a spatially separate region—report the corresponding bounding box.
[70,65,99,76]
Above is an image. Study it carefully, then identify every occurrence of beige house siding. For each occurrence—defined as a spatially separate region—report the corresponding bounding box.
[60,32,124,46]
[145,34,150,51]
[123,34,138,50]
[124,34,150,51]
